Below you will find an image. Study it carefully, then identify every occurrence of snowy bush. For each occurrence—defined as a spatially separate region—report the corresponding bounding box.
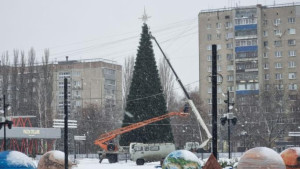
[202,158,237,168]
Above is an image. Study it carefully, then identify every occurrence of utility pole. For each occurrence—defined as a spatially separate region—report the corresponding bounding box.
[3,95,6,151]
[221,91,237,159]
[212,44,218,159]
[64,78,68,169]
[0,95,13,151]
[227,90,230,159]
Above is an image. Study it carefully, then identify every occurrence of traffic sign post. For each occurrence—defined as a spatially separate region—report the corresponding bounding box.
[53,119,77,129]
[74,135,86,141]
[74,135,86,160]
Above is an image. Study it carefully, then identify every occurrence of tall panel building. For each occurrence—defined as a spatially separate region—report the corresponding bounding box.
[52,58,122,119]
[199,3,300,149]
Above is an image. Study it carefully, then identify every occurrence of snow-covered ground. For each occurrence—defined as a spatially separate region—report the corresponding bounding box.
[74,158,161,169]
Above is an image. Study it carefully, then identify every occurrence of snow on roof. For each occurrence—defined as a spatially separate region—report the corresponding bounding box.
[7,151,36,168]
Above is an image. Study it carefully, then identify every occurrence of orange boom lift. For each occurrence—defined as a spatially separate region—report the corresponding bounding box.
[94,111,188,163]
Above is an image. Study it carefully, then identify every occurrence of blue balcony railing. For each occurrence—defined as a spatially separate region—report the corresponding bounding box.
[235,46,257,53]
[235,24,257,31]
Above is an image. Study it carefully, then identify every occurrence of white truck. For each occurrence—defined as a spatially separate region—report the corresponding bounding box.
[129,142,175,165]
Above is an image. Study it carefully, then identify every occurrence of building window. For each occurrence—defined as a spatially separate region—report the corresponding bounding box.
[288,28,296,35]
[288,39,296,46]
[288,50,296,57]
[264,63,269,69]
[217,98,222,104]
[105,79,116,86]
[227,75,234,81]
[207,55,212,61]
[207,24,211,29]
[263,31,268,37]
[275,73,283,80]
[217,75,222,83]
[226,32,233,39]
[208,98,212,104]
[274,18,281,26]
[264,41,268,47]
[217,65,222,72]
[208,87,212,93]
[274,29,282,36]
[207,66,212,72]
[236,39,257,47]
[275,62,282,69]
[218,86,222,93]
[274,40,282,47]
[226,43,233,49]
[263,19,268,26]
[216,33,221,40]
[288,17,295,23]
[289,72,296,79]
[217,55,221,60]
[264,74,270,80]
[227,65,234,71]
[263,52,268,58]
[288,61,296,68]
[207,34,212,41]
[216,23,221,29]
[265,84,270,91]
[275,84,284,90]
[228,86,234,92]
[227,54,233,61]
[103,68,116,76]
[225,22,232,28]
[207,45,212,51]
[275,51,282,57]
[217,44,221,50]
[289,84,298,90]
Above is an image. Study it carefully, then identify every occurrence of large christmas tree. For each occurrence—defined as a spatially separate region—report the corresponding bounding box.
[119,23,174,146]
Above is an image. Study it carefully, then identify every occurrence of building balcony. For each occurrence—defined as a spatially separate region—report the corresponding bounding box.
[72,86,82,90]
[235,35,257,40]
[235,24,257,31]
[235,46,257,53]
[236,90,259,95]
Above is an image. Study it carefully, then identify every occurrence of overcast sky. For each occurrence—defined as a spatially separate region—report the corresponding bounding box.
[0,0,297,95]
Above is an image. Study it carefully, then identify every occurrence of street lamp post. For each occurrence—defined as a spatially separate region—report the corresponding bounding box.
[221,91,237,159]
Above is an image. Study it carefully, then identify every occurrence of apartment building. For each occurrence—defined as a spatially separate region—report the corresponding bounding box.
[52,58,122,119]
[199,3,300,149]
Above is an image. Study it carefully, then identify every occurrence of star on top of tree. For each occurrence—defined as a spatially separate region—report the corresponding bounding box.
[139,7,151,23]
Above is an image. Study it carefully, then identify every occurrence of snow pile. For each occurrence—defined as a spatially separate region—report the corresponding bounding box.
[202,157,236,168]
[51,150,65,160]
[7,151,36,168]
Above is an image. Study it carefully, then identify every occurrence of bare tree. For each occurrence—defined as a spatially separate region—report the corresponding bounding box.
[1,51,10,97]
[27,48,39,126]
[170,87,209,149]
[11,50,19,116]
[36,49,54,128]
[122,55,135,109]
[77,104,114,153]
[18,51,27,116]
[235,83,290,148]
[158,58,177,111]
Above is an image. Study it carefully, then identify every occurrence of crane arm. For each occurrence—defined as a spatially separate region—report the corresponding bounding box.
[94,112,188,151]
[150,33,212,148]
